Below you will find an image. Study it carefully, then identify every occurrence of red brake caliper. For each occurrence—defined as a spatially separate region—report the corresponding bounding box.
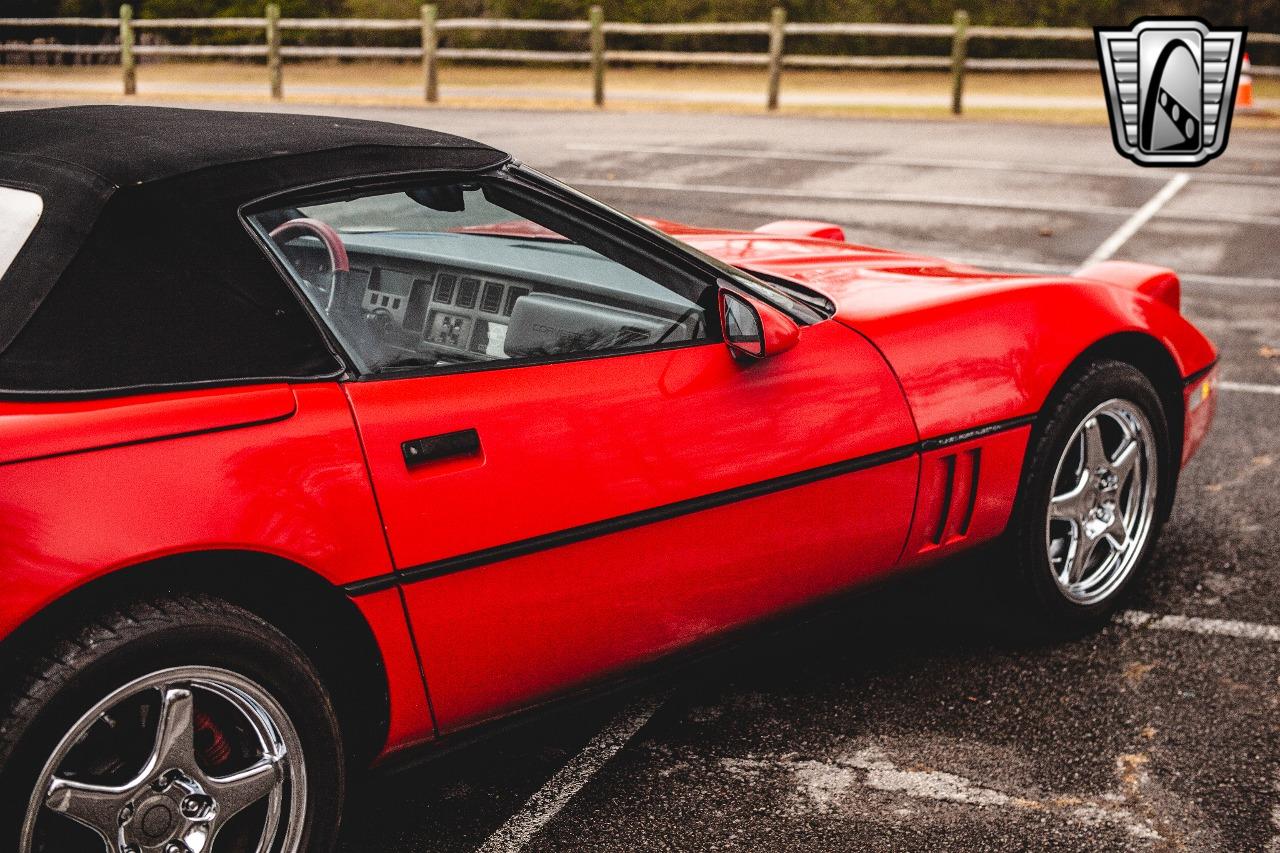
[194,709,233,769]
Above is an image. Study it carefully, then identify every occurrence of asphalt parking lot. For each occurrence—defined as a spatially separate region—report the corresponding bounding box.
[7,100,1278,851]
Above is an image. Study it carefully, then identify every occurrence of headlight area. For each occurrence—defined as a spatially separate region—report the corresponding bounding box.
[1182,363,1219,466]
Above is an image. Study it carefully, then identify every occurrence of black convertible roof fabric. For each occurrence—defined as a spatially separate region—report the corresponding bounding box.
[0,105,502,187]
[0,106,511,393]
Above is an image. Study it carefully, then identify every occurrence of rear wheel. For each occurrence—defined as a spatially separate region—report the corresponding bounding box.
[1007,360,1171,631]
[0,594,345,853]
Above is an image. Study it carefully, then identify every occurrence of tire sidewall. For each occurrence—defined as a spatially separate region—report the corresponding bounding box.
[0,600,345,853]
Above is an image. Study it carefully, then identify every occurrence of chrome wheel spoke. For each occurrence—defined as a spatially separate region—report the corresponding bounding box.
[1103,507,1130,553]
[1054,537,1075,586]
[1065,530,1097,585]
[1081,417,1108,470]
[1111,435,1141,488]
[1050,481,1089,520]
[44,777,129,842]
[151,686,198,775]
[207,753,284,823]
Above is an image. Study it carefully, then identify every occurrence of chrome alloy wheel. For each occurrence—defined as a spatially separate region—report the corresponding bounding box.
[21,666,306,853]
[1046,399,1158,606]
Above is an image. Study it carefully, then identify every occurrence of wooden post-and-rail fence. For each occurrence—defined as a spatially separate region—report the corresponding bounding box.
[2,7,1278,113]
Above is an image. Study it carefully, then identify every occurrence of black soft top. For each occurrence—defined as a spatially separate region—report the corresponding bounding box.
[0,106,510,395]
[0,105,503,188]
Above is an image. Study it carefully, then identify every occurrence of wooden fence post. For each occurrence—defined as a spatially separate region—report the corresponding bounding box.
[119,3,135,95]
[766,6,785,110]
[950,9,969,115]
[266,2,282,100]
[589,5,604,107]
[421,3,438,102]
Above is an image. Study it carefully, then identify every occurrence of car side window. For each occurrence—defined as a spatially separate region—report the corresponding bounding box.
[0,186,43,280]
[248,178,712,376]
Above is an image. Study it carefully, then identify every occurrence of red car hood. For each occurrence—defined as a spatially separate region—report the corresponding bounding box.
[455,217,1021,314]
[639,217,1037,324]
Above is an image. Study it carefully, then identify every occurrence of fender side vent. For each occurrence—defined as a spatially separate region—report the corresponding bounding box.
[933,454,957,544]
[931,449,982,546]
[956,449,981,536]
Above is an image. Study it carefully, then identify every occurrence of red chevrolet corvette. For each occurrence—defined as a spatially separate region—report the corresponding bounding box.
[0,107,1216,852]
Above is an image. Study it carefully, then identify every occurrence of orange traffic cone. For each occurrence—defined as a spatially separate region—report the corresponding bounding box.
[1236,52,1257,114]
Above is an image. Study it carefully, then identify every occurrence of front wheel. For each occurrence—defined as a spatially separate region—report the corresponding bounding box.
[1,594,345,853]
[1006,360,1171,631]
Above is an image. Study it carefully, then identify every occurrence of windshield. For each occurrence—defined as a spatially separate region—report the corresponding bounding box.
[509,164,828,325]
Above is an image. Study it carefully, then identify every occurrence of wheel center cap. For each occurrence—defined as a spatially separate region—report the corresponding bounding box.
[123,772,214,850]
[140,801,174,839]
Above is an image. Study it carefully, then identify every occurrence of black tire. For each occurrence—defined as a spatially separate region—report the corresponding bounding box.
[1005,359,1172,633]
[0,593,345,853]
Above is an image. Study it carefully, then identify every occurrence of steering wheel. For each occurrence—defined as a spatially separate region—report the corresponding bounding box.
[269,217,349,312]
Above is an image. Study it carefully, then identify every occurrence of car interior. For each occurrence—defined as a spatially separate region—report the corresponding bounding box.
[251,179,708,375]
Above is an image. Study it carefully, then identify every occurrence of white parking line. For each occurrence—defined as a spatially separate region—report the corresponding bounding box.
[1219,381,1280,396]
[1073,173,1191,273]
[1117,610,1280,642]
[474,695,664,853]
[564,142,1280,187]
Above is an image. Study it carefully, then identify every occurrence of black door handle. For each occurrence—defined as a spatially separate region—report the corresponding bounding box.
[402,428,481,468]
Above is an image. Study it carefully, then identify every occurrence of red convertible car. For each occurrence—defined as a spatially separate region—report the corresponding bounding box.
[0,107,1215,852]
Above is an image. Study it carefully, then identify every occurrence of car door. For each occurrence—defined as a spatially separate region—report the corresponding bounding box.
[251,170,919,732]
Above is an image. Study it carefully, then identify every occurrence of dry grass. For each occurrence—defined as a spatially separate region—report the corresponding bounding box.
[2,60,1278,127]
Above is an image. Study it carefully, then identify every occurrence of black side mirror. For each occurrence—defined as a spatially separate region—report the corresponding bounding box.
[720,290,764,358]
[718,288,799,360]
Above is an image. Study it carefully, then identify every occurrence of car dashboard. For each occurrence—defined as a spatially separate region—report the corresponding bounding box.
[354,261,529,360]
[282,231,705,372]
